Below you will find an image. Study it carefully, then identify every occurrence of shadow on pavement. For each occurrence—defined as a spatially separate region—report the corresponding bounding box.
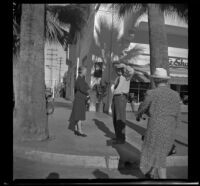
[93,119,145,179]
[175,139,188,147]
[93,119,115,139]
[125,120,146,136]
[93,169,109,179]
[46,172,60,179]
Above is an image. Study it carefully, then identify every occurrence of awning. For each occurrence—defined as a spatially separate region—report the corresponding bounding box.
[131,72,150,83]
[169,76,188,85]
[131,73,188,85]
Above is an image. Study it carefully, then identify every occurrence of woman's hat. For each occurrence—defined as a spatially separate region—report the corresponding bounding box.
[78,66,86,74]
[114,63,134,76]
[151,68,170,79]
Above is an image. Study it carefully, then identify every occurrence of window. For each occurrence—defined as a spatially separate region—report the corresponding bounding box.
[129,82,150,102]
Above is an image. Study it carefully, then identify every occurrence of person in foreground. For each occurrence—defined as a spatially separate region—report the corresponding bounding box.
[136,68,181,179]
[68,66,90,137]
[111,62,134,145]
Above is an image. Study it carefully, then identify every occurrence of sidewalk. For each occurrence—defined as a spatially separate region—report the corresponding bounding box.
[13,97,188,178]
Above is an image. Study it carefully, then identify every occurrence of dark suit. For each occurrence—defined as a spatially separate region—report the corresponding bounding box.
[112,94,127,141]
[111,75,129,142]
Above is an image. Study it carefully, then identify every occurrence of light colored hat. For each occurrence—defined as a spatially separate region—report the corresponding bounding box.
[115,63,134,76]
[115,63,126,69]
[151,68,170,79]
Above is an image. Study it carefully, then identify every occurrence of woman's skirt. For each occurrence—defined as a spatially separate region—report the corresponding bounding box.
[68,97,86,131]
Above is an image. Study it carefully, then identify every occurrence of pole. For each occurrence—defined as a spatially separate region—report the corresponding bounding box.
[76,34,80,79]
[46,48,57,88]
[106,5,113,114]
[67,44,69,60]
[58,57,62,83]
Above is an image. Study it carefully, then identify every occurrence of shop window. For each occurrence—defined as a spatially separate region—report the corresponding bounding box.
[170,84,177,91]
[129,82,150,102]
[180,85,188,105]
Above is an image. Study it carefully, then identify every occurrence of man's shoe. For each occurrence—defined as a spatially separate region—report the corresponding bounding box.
[112,140,125,145]
[111,137,117,141]
[76,131,87,137]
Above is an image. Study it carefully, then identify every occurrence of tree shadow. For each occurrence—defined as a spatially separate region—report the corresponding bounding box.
[46,172,60,179]
[92,169,109,179]
[93,119,145,179]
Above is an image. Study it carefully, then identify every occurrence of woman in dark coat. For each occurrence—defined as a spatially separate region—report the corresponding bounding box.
[136,68,181,179]
[68,66,90,137]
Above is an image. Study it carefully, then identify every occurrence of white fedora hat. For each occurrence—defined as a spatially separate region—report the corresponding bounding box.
[151,68,170,79]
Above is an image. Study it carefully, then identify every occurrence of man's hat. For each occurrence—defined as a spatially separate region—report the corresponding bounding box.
[151,68,170,79]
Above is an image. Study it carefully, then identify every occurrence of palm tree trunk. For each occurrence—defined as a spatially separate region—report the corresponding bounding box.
[79,5,97,66]
[13,54,19,110]
[65,44,77,100]
[15,4,49,141]
[147,4,169,89]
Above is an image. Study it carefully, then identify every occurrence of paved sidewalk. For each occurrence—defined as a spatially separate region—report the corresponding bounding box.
[13,97,188,179]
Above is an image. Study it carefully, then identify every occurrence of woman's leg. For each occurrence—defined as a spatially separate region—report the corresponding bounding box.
[74,124,78,132]
[157,168,167,179]
[77,120,83,134]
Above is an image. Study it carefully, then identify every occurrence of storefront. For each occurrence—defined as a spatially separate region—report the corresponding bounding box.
[129,56,188,105]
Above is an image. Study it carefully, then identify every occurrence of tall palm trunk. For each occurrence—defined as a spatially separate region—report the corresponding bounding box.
[65,5,98,101]
[147,4,169,89]
[65,44,77,100]
[15,4,48,141]
[79,5,96,66]
[13,54,19,110]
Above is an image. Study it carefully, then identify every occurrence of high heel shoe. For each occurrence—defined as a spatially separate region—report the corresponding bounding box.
[76,131,87,137]
[74,131,78,136]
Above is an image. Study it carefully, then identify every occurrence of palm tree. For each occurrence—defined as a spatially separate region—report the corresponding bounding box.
[14,4,49,141]
[13,3,93,104]
[13,3,92,140]
[13,4,101,141]
[90,6,144,113]
[48,4,100,100]
[13,3,70,104]
[114,3,188,88]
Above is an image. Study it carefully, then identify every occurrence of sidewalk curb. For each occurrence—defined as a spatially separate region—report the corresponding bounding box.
[14,146,188,169]
[14,146,107,168]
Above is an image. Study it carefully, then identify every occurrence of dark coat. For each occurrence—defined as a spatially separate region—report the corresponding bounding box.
[68,76,90,130]
[138,86,181,174]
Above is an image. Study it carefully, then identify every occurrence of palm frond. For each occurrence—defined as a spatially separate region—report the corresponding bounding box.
[46,10,70,46]
[121,45,144,63]
[113,3,147,18]
[160,4,188,23]
[47,4,89,44]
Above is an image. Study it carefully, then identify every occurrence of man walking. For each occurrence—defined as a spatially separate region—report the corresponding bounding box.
[111,63,134,144]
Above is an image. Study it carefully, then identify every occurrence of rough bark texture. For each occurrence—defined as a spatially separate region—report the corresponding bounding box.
[65,44,77,101]
[13,55,19,110]
[65,5,97,103]
[79,5,96,66]
[15,4,48,141]
[148,4,169,89]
